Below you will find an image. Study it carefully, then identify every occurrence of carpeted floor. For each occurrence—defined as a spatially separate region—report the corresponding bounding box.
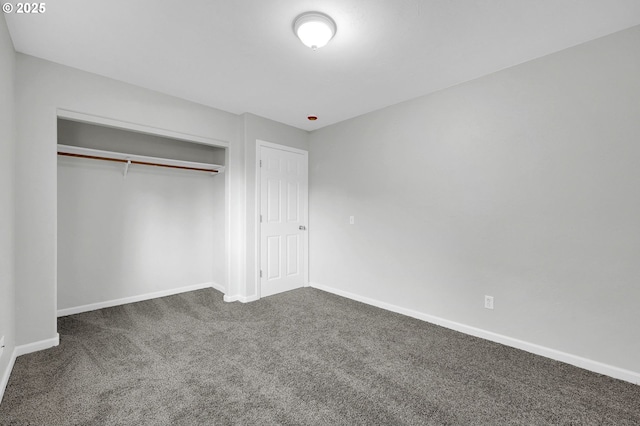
[1,288,639,425]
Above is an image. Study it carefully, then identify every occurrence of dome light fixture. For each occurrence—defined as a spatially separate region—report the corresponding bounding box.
[293,12,336,50]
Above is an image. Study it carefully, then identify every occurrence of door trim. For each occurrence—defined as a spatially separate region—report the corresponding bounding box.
[255,139,309,299]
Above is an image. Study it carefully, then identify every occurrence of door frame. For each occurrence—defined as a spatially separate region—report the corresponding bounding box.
[55,108,232,302]
[254,139,309,299]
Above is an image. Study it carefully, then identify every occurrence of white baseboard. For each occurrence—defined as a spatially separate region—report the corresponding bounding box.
[1,334,60,404]
[15,333,60,357]
[211,282,226,294]
[309,282,640,386]
[0,348,17,405]
[223,294,260,303]
[57,282,219,317]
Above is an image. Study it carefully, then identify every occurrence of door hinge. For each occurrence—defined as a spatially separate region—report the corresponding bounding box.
[260,214,263,223]
[260,160,262,167]
[260,270,263,278]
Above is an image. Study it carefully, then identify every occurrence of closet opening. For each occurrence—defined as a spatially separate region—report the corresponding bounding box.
[56,117,228,316]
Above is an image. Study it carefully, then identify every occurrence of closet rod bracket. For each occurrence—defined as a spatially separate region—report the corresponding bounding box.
[123,159,131,178]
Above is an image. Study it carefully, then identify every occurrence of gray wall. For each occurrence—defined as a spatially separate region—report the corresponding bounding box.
[242,113,309,298]
[309,26,640,374]
[0,15,16,396]
[57,121,226,310]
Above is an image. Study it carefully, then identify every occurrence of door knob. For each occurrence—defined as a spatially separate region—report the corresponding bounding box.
[299,225,306,230]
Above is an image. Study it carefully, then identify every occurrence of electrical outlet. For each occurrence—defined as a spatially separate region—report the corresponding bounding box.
[349,216,355,225]
[484,295,494,310]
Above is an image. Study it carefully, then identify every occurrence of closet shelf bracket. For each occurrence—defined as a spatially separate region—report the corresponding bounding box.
[123,159,131,178]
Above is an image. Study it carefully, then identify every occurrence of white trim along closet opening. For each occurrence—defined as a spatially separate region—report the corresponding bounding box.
[56,118,227,316]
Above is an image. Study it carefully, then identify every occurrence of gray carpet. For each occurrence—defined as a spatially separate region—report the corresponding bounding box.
[1,288,639,425]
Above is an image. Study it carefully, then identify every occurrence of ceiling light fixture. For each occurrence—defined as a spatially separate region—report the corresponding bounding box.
[293,12,336,50]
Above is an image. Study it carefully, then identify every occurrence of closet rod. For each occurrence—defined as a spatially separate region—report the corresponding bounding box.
[58,152,219,173]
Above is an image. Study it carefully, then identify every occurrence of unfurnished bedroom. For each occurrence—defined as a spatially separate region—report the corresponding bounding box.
[1,1,639,424]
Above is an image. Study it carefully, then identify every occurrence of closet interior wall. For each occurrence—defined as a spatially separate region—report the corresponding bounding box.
[57,119,226,312]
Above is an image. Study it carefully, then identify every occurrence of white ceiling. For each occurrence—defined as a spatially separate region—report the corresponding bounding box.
[5,1,640,131]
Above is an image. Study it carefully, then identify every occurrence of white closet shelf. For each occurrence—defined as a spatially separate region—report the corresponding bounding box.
[57,144,225,175]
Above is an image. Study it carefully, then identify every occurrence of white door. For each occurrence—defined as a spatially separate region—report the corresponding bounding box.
[259,143,308,297]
